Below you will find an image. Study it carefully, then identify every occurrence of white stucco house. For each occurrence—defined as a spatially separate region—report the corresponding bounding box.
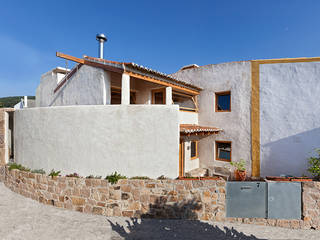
[4,50,320,179]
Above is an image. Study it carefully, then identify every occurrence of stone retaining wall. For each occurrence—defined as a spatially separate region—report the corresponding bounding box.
[0,166,225,221]
[0,166,319,230]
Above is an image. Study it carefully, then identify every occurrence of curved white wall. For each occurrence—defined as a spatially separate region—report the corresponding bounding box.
[260,62,320,177]
[14,105,179,178]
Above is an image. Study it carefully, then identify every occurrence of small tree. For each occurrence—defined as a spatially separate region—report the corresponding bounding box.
[308,149,320,179]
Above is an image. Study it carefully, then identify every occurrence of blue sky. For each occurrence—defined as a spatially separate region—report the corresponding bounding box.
[1,0,320,97]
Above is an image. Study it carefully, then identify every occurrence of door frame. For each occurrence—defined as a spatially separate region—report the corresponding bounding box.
[179,140,184,177]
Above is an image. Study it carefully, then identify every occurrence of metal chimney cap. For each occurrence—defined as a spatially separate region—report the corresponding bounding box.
[96,33,107,42]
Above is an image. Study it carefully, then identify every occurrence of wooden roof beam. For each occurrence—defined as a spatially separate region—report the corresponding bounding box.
[56,52,85,64]
[56,52,123,74]
[127,71,200,96]
[56,52,200,94]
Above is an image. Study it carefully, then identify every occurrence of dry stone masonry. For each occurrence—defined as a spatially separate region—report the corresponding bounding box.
[0,166,319,230]
[0,167,225,221]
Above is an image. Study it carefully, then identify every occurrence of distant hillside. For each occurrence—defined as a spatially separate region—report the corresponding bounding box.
[0,96,35,108]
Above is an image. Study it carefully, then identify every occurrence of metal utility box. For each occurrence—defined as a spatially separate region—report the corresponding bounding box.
[226,182,267,218]
[268,182,301,219]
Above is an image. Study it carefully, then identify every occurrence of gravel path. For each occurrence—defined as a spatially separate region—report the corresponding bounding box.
[0,182,319,240]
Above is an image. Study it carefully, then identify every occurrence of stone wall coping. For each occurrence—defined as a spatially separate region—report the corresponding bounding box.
[0,108,15,112]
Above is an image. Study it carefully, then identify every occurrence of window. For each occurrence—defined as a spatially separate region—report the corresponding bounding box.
[111,87,136,104]
[172,91,197,112]
[215,91,231,112]
[152,89,165,104]
[190,141,198,159]
[216,141,231,162]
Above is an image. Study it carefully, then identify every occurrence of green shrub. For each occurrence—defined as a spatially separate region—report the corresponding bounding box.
[86,175,102,179]
[105,171,127,184]
[8,162,30,172]
[66,173,80,178]
[178,176,199,179]
[157,175,170,180]
[31,169,46,174]
[308,149,320,178]
[130,176,151,180]
[48,169,61,178]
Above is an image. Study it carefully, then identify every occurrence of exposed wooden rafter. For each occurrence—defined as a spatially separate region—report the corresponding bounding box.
[56,52,200,96]
[127,71,200,95]
[56,52,123,74]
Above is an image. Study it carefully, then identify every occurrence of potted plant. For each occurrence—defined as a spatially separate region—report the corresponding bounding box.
[230,159,246,181]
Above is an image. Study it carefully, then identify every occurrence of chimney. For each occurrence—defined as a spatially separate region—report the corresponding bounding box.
[24,96,28,108]
[96,33,107,59]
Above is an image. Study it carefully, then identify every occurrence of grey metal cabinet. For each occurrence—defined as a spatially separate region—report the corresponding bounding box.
[268,182,301,219]
[226,182,267,218]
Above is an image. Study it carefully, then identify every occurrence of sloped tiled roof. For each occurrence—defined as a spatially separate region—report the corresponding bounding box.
[180,124,222,135]
[83,56,202,91]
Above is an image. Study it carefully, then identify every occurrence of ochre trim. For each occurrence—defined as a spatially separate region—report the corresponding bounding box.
[250,56,320,177]
[251,61,260,177]
[252,56,320,64]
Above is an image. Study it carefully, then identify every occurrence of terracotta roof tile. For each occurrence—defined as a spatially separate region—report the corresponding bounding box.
[180,124,222,135]
[83,56,202,91]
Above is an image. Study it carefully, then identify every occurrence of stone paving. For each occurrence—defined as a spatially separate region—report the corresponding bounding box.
[0,183,319,240]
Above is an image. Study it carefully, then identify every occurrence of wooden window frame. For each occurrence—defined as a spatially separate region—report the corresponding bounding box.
[111,86,136,104]
[172,91,198,112]
[215,141,232,162]
[190,141,198,160]
[215,91,231,112]
[151,88,166,104]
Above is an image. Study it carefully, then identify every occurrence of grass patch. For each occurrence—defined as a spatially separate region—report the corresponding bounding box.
[31,169,46,174]
[86,175,102,179]
[8,162,30,172]
[130,176,151,180]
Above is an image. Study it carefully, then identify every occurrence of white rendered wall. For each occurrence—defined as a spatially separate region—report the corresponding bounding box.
[36,70,58,107]
[260,62,320,177]
[36,65,111,107]
[4,112,9,164]
[184,141,199,172]
[135,81,153,104]
[172,62,252,174]
[179,111,198,125]
[14,105,179,179]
